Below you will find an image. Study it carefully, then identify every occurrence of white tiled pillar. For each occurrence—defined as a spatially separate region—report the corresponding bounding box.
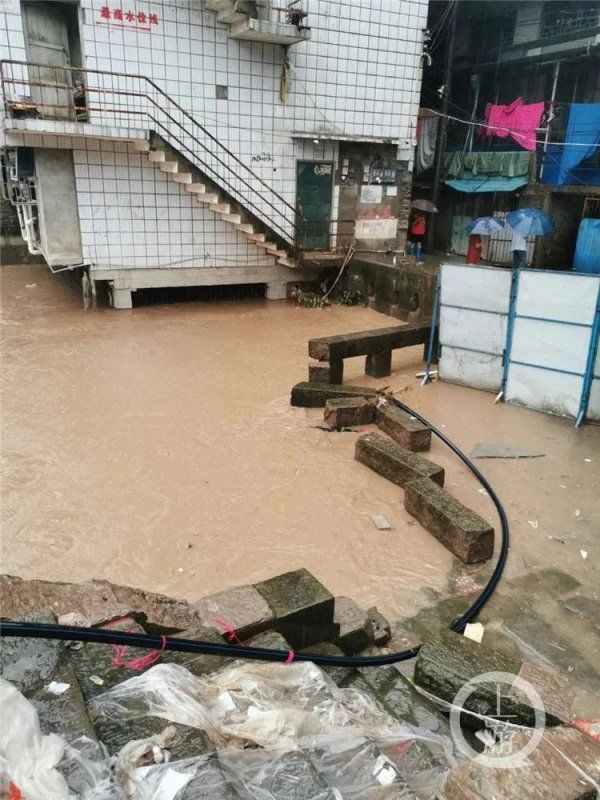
[111,286,133,309]
[266,281,288,300]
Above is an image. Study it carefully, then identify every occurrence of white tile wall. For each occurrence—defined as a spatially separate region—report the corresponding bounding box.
[1,0,427,271]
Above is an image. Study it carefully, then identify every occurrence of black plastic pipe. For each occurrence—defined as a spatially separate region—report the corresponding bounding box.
[0,396,509,667]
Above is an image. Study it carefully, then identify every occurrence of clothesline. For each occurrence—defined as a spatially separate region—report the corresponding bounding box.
[425,108,600,148]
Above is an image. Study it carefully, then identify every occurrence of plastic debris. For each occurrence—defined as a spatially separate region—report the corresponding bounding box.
[89,675,104,686]
[0,679,71,799]
[471,443,545,459]
[46,682,70,696]
[463,623,484,644]
[549,534,576,543]
[528,520,538,529]
[580,550,588,560]
[371,514,392,531]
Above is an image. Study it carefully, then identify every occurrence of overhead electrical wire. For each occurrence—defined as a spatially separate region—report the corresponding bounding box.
[0,397,510,668]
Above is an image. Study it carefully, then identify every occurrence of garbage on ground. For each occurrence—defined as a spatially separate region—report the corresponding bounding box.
[371,514,392,531]
[2,661,458,800]
[470,443,545,459]
[46,682,70,696]
[580,550,588,560]
[463,622,484,644]
[0,679,119,800]
[527,520,538,529]
[549,534,576,543]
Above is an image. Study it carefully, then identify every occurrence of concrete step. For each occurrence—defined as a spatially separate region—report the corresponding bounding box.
[148,150,166,163]
[220,212,242,224]
[132,139,150,152]
[185,183,209,193]
[247,232,266,242]
[159,161,179,173]
[277,256,297,268]
[256,240,278,251]
[209,203,231,214]
[196,193,220,204]
[235,223,254,234]
[173,172,193,184]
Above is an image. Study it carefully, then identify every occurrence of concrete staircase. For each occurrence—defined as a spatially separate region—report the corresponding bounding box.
[133,137,297,270]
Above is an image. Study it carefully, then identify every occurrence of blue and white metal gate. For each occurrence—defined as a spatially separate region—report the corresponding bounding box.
[437,263,600,425]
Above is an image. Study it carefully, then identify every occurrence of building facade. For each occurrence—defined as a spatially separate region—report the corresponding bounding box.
[0,0,429,307]
[417,0,600,270]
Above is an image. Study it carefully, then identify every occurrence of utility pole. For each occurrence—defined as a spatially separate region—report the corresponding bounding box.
[426,0,458,251]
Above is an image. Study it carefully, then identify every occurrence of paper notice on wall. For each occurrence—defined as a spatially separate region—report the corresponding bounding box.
[355,218,398,239]
[360,185,383,204]
[386,186,398,197]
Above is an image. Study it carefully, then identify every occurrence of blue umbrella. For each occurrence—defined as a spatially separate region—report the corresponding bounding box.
[506,208,554,236]
[465,216,505,235]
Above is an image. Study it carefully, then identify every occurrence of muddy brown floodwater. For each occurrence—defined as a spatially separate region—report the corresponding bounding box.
[1,265,599,629]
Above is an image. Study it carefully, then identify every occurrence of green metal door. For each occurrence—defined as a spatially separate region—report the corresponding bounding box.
[296,161,334,250]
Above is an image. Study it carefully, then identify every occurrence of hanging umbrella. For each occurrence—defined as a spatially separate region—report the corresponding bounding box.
[506,208,554,236]
[411,199,438,213]
[465,216,505,235]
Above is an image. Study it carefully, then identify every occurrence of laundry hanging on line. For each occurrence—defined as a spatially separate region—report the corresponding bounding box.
[416,116,439,174]
[481,98,545,152]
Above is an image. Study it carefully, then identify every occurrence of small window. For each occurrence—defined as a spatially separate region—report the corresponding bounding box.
[215,85,228,100]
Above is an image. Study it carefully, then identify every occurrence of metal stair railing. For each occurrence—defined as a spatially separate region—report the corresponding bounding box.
[0,59,300,249]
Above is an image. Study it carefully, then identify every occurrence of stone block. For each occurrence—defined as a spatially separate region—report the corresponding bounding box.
[291,381,378,408]
[355,433,444,488]
[404,478,493,564]
[414,630,565,728]
[366,606,392,645]
[308,361,332,383]
[365,349,392,378]
[300,641,354,686]
[358,664,450,735]
[192,584,274,640]
[376,403,431,452]
[254,568,335,649]
[333,596,374,654]
[443,727,600,800]
[324,397,375,429]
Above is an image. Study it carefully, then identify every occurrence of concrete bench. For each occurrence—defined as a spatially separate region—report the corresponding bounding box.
[308,323,430,383]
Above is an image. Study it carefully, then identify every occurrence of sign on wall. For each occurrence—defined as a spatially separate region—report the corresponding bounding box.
[97,6,159,30]
[355,217,398,239]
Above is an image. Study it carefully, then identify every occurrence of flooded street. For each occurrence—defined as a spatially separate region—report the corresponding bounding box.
[1,264,598,625]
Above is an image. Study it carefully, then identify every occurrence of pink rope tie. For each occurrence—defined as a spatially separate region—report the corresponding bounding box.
[102,616,166,671]
[210,616,295,663]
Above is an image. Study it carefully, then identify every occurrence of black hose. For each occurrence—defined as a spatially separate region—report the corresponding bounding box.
[0,396,509,667]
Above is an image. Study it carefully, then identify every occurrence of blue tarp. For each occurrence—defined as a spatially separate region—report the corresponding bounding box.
[574,218,600,274]
[444,175,528,193]
[541,144,600,185]
[557,103,600,187]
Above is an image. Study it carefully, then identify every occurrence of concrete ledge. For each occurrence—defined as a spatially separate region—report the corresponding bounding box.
[192,584,274,640]
[324,397,375,429]
[355,433,444,488]
[404,477,493,563]
[376,403,431,452]
[443,727,600,799]
[254,568,335,649]
[290,382,378,408]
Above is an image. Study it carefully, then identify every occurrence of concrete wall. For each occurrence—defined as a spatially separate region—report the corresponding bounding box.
[35,148,83,266]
